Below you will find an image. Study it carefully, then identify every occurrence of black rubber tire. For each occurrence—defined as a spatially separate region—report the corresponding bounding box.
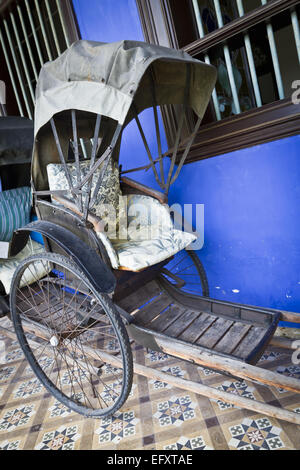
[159,249,209,297]
[10,252,133,418]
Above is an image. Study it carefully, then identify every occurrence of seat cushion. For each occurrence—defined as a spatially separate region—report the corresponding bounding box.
[0,240,46,294]
[93,193,197,271]
[0,186,32,242]
[112,227,196,272]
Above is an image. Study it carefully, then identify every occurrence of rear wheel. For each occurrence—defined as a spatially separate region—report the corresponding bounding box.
[159,249,209,297]
[10,252,133,418]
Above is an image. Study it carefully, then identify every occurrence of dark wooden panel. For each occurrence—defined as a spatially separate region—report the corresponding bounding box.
[240,308,271,326]
[196,317,234,349]
[182,99,300,164]
[232,326,267,360]
[162,309,201,337]
[148,303,186,331]
[214,322,252,355]
[177,312,217,343]
[117,281,161,312]
[134,293,172,327]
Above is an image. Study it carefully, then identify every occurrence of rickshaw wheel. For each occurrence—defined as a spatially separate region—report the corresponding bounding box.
[159,249,209,297]
[10,252,133,418]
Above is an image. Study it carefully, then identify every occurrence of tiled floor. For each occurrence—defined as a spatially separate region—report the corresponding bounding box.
[0,316,300,451]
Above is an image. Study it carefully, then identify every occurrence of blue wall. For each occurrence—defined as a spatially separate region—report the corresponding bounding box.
[169,135,300,314]
[73,0,144,43]
[72,0,300,318]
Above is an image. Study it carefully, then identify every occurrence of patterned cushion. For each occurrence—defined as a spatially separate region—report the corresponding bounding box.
[47,159,122,230]
[0,240,46,294]
[0,187,32,242]
[111,195,197,271]
[112,228,196,271]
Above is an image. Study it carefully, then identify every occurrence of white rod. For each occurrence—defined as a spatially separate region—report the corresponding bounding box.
[213,0,241,114]
[3,19,32,119]
[10,12,35,104]
[291,8,300,64]
[45,0,61,55]
[25,0,44,67]
[192,0,222,120]
[17,5,38,81]
[236,0,262,107]
[80,138,88,159]
[55,0,71,48]
[0,27,24,116]
[261,0,285,100]
[0,103,7,116]
[34,0,53,61]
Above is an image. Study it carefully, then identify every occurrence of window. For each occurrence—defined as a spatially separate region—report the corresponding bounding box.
[0,0,79,118]
[136,0,300,160]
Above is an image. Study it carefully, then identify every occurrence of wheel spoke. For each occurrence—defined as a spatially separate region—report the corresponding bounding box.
[161,250,209,296]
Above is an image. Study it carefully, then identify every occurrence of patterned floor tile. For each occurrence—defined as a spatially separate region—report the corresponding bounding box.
[145,350,170,364]
[197,366,220,378]
[46,399,74,420]
[0,365,17,384]
[211,380,257,412]
[149,366,186,391]
[161,434,214,450]
[226,417,287,450]
[0,438,22,450]
[0,318,300,450]
[94,410,140,446]
[3,347,24,364]
[13,378,45,400]
[35,424,82,450]
[0,404,36,433]
[153,394,197,428]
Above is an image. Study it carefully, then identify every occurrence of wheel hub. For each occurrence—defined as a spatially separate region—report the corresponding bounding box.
[50,335,59,347]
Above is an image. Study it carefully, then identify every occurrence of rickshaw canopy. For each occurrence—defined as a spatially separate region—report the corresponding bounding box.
[32,39,217,192]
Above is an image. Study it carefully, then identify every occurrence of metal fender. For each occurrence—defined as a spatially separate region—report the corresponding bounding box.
[13,220,116,294]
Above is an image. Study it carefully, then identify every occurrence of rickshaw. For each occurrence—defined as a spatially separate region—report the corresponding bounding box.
[6,40,300,424]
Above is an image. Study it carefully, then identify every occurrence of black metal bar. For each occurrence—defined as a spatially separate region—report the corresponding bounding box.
[165,64,191,195]
[89,154,110,209]
[50,118,76,198]
[133,106,164,190]
[33,189,71,197]
[170,116,202,185]
[83,114,102,219]
[149,67,165,187]
[71,110,83,212]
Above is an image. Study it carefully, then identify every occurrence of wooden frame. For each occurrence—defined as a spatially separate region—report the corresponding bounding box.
[178,98,300,163]
[136,0,300,160]
[0,0,80,116]
[183,0,300,55]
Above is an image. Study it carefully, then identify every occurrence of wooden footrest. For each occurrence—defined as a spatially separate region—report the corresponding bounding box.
[128,288,281,364]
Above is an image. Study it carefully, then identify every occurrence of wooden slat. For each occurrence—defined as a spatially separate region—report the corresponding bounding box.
[162,309,201,337]
[214,322,252,354]
[118,281,161,312]
[148,303,186,331]
[196,317,234,349]
[232,326,267,360]
[177,312,217,343]
[133,293,172,327]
